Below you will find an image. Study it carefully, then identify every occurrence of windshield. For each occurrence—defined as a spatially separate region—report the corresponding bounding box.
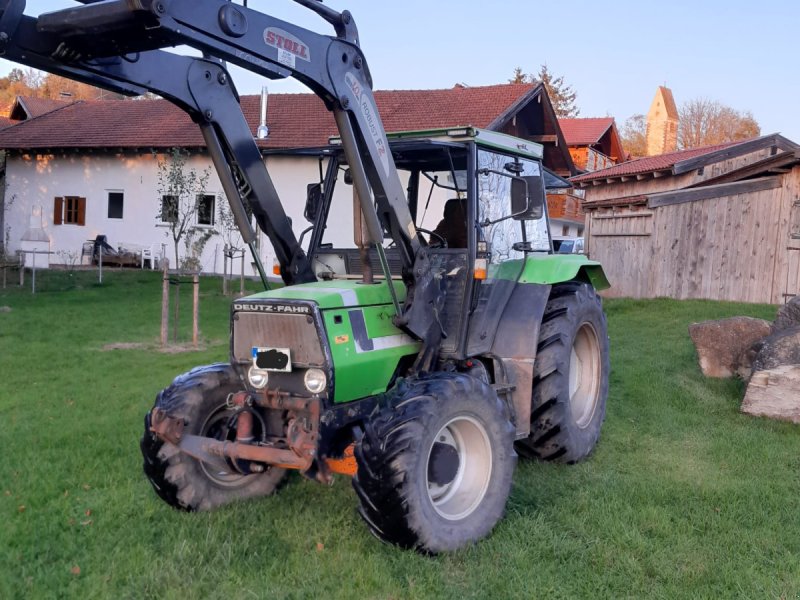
[319,145,469,250]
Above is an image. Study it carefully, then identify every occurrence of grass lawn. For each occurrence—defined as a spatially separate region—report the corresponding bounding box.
[1,270,798,599]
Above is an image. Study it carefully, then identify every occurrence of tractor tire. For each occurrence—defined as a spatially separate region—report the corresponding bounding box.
[140,363,286,511]
[353,373,516,553]
[517,282,609,463]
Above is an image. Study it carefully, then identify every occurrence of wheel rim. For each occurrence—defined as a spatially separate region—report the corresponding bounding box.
[198,406,261,487]
[569,322,602,429]
[426,415,492,521]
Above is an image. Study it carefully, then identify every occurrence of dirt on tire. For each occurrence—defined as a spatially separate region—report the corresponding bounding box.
[140,363,287,511]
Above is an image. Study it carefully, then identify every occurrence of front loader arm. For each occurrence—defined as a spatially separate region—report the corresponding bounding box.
[0,0,440,345]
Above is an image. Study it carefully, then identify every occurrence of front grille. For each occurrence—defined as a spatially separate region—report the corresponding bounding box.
[232,310,325,368]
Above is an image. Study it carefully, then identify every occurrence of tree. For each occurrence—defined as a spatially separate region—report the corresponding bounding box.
[40,74,120,101]
[216,193,249,294]
[509,67,527,85]
[509,64,580,118]
[0,68,127,107]
[678,99,760,149]
[155,148,217,272]
[619,114,647,158]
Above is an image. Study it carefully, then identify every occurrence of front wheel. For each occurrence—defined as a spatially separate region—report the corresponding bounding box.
[140,363,287,511]
[353,373,516,553]
[517,282,610,463]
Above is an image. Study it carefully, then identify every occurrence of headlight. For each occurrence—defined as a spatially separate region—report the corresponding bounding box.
[304,368,327,394]
[248,366,269,389]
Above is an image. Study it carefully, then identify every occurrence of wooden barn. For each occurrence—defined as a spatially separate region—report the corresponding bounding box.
[572,134,800,304]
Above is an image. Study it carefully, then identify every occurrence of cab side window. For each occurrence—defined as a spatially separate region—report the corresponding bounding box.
[478,150,539,262]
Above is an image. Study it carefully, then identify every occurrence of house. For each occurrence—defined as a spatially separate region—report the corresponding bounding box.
[560,117,624,172]
[572,134,800,303]
[546,117,625,238]
[0,83,578,273]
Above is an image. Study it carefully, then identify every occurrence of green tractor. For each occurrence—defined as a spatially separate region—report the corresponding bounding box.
[0,0,610,553]
[142,127,610,552]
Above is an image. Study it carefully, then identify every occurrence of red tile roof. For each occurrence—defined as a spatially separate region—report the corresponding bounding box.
[12,96,73,119]
[0,84,537,151]
[559,117,615,146]
[571,140,744,182]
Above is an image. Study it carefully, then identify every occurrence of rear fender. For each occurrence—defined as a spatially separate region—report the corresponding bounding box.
[517,255,610,291]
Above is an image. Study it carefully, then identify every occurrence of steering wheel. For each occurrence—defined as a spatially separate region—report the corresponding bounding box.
[417,227,447,248]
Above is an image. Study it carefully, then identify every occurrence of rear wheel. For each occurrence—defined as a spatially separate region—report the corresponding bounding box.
[353,373,516,553]
[140,363,286,511]
[517,282,609,463]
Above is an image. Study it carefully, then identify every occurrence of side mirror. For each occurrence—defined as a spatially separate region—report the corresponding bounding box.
[304,183,322,223]
[510,175,545,220]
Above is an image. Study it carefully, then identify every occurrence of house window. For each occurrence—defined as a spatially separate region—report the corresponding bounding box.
[562,225,569,236]
[107,191,124,219]
[197,194,215,226]
[161,195,178,223]
[54,196,86,226]
[578,227,584,237]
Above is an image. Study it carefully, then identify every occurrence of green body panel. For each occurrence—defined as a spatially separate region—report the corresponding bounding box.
[489,254,610,290]
[243,280,418,403]
[322,308,419,403]
[247,279,406,309]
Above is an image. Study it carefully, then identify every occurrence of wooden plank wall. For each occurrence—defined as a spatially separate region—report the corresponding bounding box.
[650,186,781,302]
[587,168,800,303]
[771,168,800,301]
[585,208,654,298]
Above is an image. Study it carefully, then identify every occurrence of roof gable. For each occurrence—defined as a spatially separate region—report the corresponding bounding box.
[559,118,615,146]
[9,95,72,120]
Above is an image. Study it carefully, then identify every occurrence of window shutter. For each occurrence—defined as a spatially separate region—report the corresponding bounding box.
[54,197,63,225]
[77,197,87,226]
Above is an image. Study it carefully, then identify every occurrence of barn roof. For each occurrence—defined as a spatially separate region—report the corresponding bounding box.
[571,134,800,185]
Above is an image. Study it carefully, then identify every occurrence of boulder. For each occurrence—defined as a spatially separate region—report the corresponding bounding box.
[689,317,771,378]
[741,365,800,423]
[0,306,10,313]
[750,326,800,373]
[772,296,800,333]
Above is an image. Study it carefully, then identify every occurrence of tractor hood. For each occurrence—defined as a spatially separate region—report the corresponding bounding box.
[244,279,407,310]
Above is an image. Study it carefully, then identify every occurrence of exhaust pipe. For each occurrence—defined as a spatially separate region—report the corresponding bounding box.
[257,85,269,140]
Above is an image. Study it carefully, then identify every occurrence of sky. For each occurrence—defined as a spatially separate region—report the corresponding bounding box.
[5,0,800,141]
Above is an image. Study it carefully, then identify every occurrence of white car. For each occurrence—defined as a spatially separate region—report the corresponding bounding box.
[552,236,584,254]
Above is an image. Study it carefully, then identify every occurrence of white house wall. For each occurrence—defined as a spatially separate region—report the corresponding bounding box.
[4,152,324,275]
[4,151,455,275]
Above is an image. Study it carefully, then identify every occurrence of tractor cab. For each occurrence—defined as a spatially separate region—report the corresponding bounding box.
[301,127,568,357]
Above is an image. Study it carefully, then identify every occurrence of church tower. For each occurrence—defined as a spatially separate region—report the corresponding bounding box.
[646,86,678,155]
